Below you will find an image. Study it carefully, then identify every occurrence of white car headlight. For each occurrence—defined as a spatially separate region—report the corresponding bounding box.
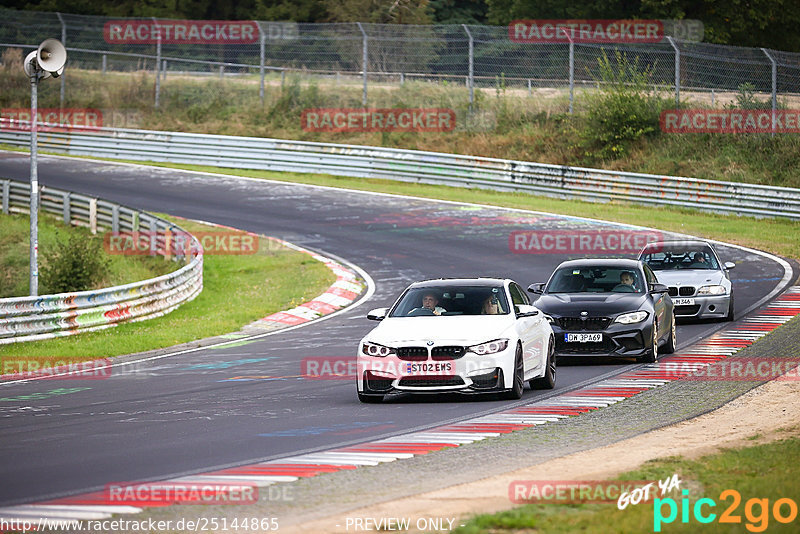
[697,285,727,295]
[614,311,649,324]
[361,342,396,357]
[468,339,509,355]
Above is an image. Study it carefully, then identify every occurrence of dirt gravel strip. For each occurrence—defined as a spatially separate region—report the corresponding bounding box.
[284,373,800,534]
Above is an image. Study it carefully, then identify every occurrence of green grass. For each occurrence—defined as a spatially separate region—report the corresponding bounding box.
[453,429,800,533]
[125,162,800,262]
[0,211,175,297]
[0,216,336,362]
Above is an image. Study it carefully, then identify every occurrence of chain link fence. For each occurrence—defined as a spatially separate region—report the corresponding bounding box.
[1,7,800,111]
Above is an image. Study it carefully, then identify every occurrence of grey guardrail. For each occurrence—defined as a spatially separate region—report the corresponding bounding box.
[0,122,798,219]
[0,179,203,344]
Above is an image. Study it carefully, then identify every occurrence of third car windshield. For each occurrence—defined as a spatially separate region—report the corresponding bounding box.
[546,267,643,294]
[389,286,510,317]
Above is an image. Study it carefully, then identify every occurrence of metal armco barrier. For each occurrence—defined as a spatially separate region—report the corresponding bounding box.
[0,179,203,344]
[1,123,799,219]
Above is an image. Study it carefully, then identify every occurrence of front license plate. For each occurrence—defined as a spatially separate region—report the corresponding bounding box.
[404,362,453,375]
[673,298,695,306]
[565,333,603,343]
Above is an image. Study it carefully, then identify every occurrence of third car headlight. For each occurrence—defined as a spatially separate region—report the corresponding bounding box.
[468,339,509,355]
[614,311,649,324]
[697,285,727,295]
[361,342,396,357]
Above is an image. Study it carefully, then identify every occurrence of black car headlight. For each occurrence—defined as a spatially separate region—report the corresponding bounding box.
[613,311,649,325]
[361,342,396,357]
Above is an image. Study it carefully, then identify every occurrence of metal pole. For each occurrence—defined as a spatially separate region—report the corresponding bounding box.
[462,24,474,107]
[29,71,39,296]
[153,17,161,109]
[762,48,777,137]
[56,12,66,109]
[259,27,266,105]
[559,28,574,114]
[667,36,680,106]
[102,54,107,75]
[357,22,367,106]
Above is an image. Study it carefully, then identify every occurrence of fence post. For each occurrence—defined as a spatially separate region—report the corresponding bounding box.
[259,25,266,105]
[558,28,574,114]
[667,36,680,106]
[152,17,161,109]
[761,48,778,137]
[357,22,368,106]
[2,180,8,214]
[62,191,70,224]
[462,24,474,107]
[102,54,107,75]
[56,12,66,109]
[219,65,224,78]
[89,198,97,235]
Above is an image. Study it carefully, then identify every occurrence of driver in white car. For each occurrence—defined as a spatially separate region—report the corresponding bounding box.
[419,292,447,315]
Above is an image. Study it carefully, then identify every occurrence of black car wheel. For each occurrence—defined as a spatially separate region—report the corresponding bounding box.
[663,314,677,354]
[725,293,735,322]
[530,337,556,390]
[637,320,659,363]
[501,345,525,400]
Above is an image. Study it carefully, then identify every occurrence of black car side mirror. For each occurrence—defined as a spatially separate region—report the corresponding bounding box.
[527,283,545,294]
[649,283,669,294]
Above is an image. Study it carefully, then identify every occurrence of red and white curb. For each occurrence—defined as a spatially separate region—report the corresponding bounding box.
[248,238,364,330]
[2,287,798,523]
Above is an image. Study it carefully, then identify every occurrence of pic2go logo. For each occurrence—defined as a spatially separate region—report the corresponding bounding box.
[654,489,798,532]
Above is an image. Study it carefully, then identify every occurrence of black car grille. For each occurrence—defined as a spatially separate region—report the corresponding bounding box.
[668,286,696,297]
[363,371,393,392]
[398,376,464,387]
[558,316,611,331]
[555,337,615,354]
[431,346,465,360]
[396,347,428,361]
[674,305,701,316]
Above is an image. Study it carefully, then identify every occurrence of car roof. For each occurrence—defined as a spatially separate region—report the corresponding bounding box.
[554,258,643,270]
[409,278,510,288]
[641,240,713,251]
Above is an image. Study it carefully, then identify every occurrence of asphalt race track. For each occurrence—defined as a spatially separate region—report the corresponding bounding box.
[0,152,793,506]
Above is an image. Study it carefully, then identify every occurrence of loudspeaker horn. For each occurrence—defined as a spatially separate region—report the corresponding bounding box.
[36,38,67,75]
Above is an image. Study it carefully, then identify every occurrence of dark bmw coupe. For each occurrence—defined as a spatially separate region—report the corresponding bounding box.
[528,259,676,363]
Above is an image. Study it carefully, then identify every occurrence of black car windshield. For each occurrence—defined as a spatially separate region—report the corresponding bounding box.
[547,267,644,294]
[640,245,719,270]
[389,285,510,317]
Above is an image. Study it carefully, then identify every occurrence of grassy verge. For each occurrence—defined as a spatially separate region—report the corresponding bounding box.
[122,162,800,262]
[0,211,175,297]
[2,55,799,188]
[0,215,336,362]
[454,428,800,533]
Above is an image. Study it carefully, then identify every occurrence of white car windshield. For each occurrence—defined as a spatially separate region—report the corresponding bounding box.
[547,267,644,293]
[641,246,719,270]
[389,285,510,317]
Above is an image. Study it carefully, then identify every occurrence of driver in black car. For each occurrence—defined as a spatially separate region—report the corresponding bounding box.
[415,292,447,315]
[613,271,637,292]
